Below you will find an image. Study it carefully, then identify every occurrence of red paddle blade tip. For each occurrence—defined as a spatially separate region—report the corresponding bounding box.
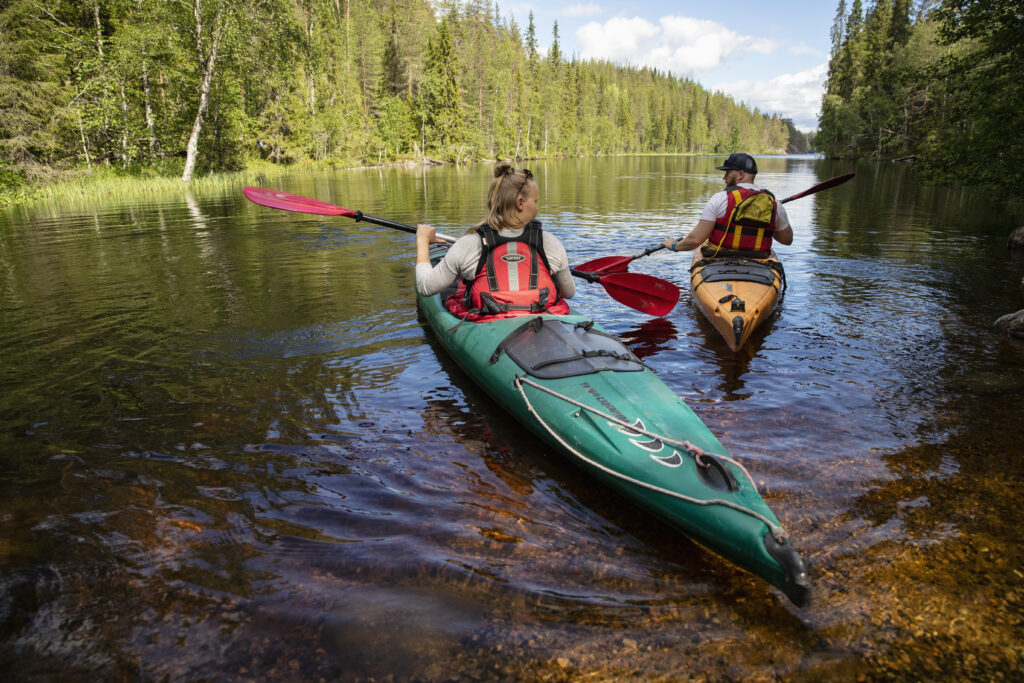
[243,186,355,217]
[573,255,633,275]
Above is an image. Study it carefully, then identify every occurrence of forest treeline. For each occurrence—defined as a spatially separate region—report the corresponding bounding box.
[0,0,807,191]
[818,0,1023,190]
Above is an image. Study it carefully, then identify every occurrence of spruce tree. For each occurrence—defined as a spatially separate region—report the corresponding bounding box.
[418,17,464,156]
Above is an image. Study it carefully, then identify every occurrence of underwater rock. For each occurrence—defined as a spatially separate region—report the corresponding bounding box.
[1009,226,1024,250]
[995,309,1024,338]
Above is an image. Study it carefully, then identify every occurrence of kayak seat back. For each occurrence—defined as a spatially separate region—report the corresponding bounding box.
[491,317,644,379]
[696,260,777,286]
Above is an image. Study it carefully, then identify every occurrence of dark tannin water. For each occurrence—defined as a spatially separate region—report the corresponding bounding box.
[1,157,1022,680]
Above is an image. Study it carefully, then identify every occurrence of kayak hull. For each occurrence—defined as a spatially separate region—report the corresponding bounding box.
[689,251,783,351]
[417,246,809,606]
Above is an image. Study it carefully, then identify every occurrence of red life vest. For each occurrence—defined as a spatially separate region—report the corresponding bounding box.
[445,221,570,321]
[707,186,778,255]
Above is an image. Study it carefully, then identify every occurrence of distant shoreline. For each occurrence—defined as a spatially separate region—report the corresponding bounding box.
[1,151,813,211]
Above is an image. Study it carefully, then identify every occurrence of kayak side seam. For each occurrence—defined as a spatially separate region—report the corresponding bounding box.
[513,375,788,542]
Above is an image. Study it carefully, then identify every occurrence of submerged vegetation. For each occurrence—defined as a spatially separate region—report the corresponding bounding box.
[818,0,1023,191]
[0,0,804,207]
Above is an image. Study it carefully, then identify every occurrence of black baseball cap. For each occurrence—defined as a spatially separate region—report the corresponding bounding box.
[715,152,757,174]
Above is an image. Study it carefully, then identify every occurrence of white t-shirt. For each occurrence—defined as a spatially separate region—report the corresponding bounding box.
[415,225,575,298]
[700,183,791,231]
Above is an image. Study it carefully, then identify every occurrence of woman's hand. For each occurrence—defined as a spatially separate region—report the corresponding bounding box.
[417,223,436,243]
[417,224,448,245]
[416,224,446,263]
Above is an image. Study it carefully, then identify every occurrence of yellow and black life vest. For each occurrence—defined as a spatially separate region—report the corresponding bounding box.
[707,186,778,256]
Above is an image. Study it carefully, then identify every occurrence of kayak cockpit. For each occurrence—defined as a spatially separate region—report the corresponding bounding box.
[691,258,781,287]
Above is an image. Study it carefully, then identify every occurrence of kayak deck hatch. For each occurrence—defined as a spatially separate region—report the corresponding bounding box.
[689,253,785,351]
[492,317,645,379]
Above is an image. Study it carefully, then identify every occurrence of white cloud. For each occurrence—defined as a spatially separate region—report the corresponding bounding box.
[576,15,777,75]
[713,63,828,132]
[563,3,603,18]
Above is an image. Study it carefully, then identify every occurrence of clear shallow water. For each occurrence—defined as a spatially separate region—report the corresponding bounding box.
[1,157,1022,680]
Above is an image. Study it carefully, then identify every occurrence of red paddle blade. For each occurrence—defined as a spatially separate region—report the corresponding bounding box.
[574,255,633,275]
[599,272,679,316]
[243,186,356,217]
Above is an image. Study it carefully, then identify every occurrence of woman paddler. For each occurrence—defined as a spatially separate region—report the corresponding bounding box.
[415,164,575,320]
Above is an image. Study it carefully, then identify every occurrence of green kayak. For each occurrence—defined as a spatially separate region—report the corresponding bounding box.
[418,245,810,607]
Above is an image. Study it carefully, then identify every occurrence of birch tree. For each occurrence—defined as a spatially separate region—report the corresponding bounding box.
[178,0,236,181]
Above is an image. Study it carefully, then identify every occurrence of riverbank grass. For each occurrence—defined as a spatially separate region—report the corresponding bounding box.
[0,159,342,209]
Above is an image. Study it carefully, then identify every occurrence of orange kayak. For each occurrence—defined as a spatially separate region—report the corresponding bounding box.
[689,251,784,351]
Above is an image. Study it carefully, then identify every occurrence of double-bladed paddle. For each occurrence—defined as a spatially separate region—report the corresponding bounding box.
[242,186,680,316]
[574,172,856,276]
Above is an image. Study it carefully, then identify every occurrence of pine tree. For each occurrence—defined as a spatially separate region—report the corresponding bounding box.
[379,7,405,98]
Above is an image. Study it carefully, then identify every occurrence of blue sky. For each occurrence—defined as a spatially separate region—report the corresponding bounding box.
[503,1,836,132]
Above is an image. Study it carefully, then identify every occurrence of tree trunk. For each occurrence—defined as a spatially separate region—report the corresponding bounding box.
[94,5,110,145]
[306,15,316,113]
[182,1,226,182]
[94,5,103,56]
[120,82,129,166]
[142,60,156,154]
[78,109,92,168]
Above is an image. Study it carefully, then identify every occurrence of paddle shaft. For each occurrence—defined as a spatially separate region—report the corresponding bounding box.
[242,186,679,315]
[346,211,647,293]
[344,209,459,243]
[328,211,675,309]
[779,172,855,204]
[570,269,608,283]
[357,212,670,305]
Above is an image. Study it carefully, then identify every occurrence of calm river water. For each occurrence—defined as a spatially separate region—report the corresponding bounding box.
[1,156,1022,680]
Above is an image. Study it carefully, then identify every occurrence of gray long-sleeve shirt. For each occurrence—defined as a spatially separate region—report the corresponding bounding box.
[415,226,576,299]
